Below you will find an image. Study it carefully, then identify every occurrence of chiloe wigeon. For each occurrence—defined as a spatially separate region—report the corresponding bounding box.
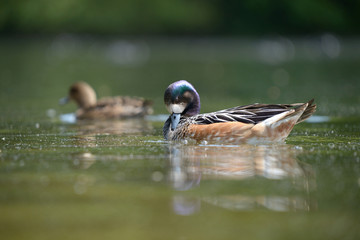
[163,80,316,144]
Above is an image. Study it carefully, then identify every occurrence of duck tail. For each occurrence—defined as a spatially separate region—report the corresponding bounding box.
[142,99,154,115]
[296,99,316,124]
[262,104,306,128]
[251,103,309,142]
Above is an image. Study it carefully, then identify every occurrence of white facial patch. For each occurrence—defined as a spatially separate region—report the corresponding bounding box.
[167,103,186,114]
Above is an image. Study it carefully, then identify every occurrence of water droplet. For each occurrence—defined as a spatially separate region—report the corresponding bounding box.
[46,109,57,118]
[151,171,164,182]
[328,143,335,149]
[35,123,40,129]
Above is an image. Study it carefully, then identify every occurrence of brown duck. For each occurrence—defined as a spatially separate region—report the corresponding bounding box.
[60,82,153,120]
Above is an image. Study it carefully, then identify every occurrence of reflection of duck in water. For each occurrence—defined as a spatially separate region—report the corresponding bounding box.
[168,144,312,182]
[163,80,316,144]
[71,118,153,136]
[168,144,316,213]
[60,82,153,120]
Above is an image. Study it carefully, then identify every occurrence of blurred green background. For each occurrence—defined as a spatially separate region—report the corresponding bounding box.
[0,0,359,117]
[1,0,360,120]
[1,0,360,35]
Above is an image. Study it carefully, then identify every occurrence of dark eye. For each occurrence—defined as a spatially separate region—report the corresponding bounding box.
[70,88,78,94]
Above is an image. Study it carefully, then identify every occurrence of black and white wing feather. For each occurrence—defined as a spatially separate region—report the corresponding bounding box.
[192,103,301,125]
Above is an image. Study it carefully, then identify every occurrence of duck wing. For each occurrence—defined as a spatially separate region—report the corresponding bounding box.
[77,96,153,119]
[192,99,315,125]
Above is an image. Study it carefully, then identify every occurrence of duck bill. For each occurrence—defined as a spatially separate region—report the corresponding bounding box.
[170,113,181,131]
[59,96,70,105]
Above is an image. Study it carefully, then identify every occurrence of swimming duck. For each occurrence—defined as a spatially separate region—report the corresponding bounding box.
[60,82,153,120]
[163,80,316,144]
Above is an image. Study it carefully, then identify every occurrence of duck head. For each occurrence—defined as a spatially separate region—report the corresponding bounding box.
[60,82,97,108]
[164,80,200,131]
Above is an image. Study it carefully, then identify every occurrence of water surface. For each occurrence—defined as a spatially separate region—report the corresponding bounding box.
[0,36,359,240]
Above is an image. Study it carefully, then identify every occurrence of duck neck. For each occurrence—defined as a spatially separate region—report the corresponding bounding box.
[78,99,95,109]
[78,92,97,109]
[183,92,200,117]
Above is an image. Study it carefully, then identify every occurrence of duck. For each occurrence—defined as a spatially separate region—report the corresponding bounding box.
[60,82,153,120]
[163,80,316,144]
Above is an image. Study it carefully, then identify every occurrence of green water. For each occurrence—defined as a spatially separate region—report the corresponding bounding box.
[1,36,360,240]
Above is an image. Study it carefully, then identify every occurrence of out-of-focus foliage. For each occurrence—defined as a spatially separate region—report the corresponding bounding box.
[0,0,359,35]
